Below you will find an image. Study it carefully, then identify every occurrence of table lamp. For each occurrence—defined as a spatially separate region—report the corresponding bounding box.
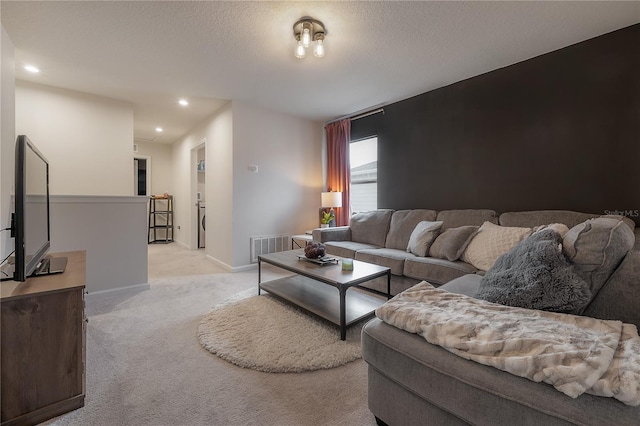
[321,191,342,227]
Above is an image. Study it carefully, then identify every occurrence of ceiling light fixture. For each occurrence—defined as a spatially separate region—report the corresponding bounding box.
[178,99,189,106]
[155,127,163,132]
[24,64,40,73]
[293,17,326,59]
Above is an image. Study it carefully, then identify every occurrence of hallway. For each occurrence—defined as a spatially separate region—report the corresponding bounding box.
[147,243,227,278]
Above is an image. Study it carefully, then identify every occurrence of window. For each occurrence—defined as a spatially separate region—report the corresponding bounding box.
[350,137,377,213]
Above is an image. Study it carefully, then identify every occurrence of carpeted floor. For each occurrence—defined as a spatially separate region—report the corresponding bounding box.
[44,246,378,426]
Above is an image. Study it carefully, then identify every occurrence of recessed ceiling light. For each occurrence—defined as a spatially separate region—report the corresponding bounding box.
[24,64,40,73]
[178,99,189,107]
[155,127,163,132]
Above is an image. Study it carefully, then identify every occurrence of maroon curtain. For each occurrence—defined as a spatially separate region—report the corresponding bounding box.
[325,119,351,226]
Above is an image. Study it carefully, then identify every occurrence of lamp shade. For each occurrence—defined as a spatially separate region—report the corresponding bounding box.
[321,191,342,208]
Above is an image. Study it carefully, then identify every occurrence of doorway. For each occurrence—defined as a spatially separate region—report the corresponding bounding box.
[134,155,152,196]
[196,146,206,249]
[190,140,206,250]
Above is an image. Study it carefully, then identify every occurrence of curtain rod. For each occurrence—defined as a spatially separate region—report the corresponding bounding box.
[325,107,384,125]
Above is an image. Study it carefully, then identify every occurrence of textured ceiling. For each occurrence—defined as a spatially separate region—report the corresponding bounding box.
[2,1,639,144]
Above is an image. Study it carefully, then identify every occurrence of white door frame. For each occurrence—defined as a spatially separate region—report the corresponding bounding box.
[189,140,206,250]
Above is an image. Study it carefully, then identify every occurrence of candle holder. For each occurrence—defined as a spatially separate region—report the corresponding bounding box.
[341,258,354,271]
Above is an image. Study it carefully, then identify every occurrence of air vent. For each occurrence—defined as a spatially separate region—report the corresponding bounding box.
[250,235,291,263]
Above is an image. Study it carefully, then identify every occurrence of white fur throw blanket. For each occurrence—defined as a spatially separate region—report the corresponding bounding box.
[375,282,640,406]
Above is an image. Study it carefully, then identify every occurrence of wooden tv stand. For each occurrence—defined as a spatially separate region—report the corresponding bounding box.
[1,251,86,426]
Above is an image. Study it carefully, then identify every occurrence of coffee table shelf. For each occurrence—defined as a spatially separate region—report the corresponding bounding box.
[259,275,384,327]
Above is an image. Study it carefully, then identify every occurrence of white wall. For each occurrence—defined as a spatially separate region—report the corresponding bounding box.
[231,101,323,268]
[171,101,322,271]
[1,25,15,268]
[171,102,233,267]
[135,140,172,196]
[50,195,148,294]
[15,81,134,196]
[205,105,234,267]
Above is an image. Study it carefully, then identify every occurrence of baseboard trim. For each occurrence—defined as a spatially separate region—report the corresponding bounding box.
[204,254,257,273]
[231,263,258,273]
[85,282,150,302]
[174,240,190,250]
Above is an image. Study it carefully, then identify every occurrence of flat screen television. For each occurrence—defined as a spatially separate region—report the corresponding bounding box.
[7,135,66,282]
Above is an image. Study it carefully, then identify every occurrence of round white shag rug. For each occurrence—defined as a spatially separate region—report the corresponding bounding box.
[197,290,363,373]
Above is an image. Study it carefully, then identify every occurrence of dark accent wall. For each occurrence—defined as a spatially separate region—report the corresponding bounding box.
[352,24,640,224]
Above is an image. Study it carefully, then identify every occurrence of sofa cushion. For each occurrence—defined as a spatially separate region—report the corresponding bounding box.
[386,209,438,250]
[439,274,483,297]
[324,241,379,259]
[404,257,478,285]
[563,217,635,297]
[358,274,421,297]
[406,221,443,257]
[583,251,640,330]
[435,209,498,230]
[356,248,416,276]
[477,229,591,314]
[428,225,479,261]
[462,222,531,271]
[350,209,394,247]
[499,210,598,229]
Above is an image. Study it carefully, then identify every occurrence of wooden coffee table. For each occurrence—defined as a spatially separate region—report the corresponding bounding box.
[258,249,391,340]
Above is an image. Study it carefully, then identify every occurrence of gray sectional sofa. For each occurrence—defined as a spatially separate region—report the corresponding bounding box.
[314,209,640,425]
[312,208,637,295]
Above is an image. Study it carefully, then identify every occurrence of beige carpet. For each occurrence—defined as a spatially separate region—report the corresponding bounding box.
[43,270,377,426]
[198,291,363,372]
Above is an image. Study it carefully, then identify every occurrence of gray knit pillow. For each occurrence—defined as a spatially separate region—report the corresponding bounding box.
[563,217,635,296]
[477,229,591,314]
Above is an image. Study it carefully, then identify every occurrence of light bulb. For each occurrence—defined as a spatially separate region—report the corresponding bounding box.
[301,25,311,48]
[24,64,40,73]
[295,41,306,59]
[313,39,325,58]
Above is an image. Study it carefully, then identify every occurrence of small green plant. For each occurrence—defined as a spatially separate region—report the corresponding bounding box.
[321,210,335,225]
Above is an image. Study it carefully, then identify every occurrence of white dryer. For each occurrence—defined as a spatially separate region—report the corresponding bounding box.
[198,201,205,248]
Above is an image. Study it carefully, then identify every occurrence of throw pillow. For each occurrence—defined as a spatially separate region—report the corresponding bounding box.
[600,214,635,232]
[406,221,443,257]
[563,217,635,296]
[428,225,479,261]
[476,229,591,314]
[462,221,531,271]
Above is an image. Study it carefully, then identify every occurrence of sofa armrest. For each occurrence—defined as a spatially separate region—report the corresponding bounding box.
[312,226,352,243]
[583,251,640,330]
